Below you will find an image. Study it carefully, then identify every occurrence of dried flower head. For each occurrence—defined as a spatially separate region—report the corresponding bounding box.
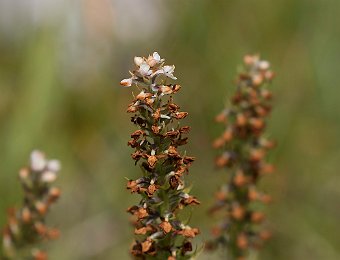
[1,150,61,259]
[121,52,200,259]
[208,55,275,259]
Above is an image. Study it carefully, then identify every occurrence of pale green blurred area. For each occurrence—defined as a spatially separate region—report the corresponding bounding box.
[0,0,340,259]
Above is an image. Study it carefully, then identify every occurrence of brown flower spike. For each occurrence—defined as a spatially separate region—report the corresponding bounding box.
[208,55,275,259]
[1,150,61,260]
[121,52,200,259]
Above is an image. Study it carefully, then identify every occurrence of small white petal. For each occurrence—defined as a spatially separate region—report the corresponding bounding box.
[177,184,184,190]
[258,60,270,70]
[149,231,163,240]
[30,150,46,171]
[41,171,57,183]
[134,56,144,66]
[153,52,161,62]
[167,171,175,176]
[120,78,132,87]
[147,52,164,67]
[163,65,177,79]
[139,62,151,76]
[163,65,175,74]
[150,69,164,78]
[182,193,190,199]
[151,84,159,92]
[160,114,171,119]
[47,160,61,172]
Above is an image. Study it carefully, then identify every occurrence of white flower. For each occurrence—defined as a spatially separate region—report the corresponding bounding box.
[30,150,46,171]
[138,62,151,77]
[47,160,61,172]
[120,78,133,87]
[258,60,270,70]
[163,65,177,80]
[147,52,164,67]
[163,65,174,73]
[41,171,57,183]
[153,52,161,62]
[134,56,144,67]
[151,65,177,80]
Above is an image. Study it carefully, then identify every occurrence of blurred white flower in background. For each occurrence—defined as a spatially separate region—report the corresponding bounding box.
[0,0,168,87]
[0,0,166,42]
[112,0,166,41]
[0,0,66,33]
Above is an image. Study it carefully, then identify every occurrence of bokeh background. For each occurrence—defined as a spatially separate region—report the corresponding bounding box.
[1,0,340,259]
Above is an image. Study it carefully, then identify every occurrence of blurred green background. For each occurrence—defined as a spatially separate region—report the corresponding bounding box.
[1,0,340,259]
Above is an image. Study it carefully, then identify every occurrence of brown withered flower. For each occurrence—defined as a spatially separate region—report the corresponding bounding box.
[208,55,276,259]
[121,52,200,259]
[1,150,61,259]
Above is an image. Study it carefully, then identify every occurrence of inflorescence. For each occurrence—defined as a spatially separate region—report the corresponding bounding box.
[1,150,61,260]
[208,55,275,259]
[121,52,200,260]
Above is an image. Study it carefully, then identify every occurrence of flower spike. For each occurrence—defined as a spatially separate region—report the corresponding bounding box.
[1,150,61,260]
[121,52,200,259]
[207,55,276,259]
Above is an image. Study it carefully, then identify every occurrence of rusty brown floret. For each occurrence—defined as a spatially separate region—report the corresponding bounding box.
[121,52,200,259]
[1,150,61,260]
[208,55,275,259]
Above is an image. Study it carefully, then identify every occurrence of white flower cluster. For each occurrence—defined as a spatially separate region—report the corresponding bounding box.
[243,55,274,86]
[30,150,61,183]
[120,52,176,88]
[244,55,270,70]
